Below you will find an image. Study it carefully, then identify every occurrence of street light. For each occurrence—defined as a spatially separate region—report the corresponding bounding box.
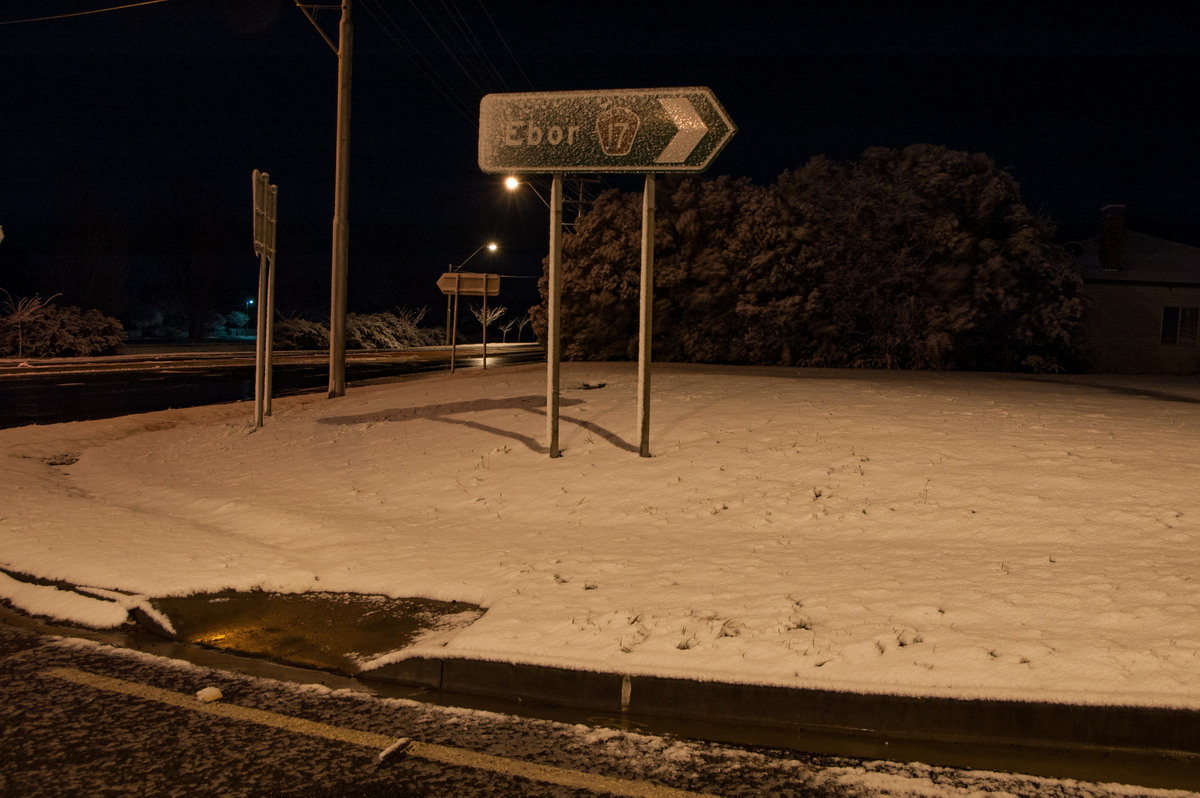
[445,242,498,344]
[504,176,551,208]
[452,241,498,272]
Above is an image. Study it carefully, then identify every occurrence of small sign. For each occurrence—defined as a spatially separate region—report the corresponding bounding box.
[437,272,501,297]
[479,87,736,174]
[251,170,276,257]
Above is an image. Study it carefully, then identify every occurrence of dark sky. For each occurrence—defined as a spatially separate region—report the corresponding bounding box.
[2,0,1198,322]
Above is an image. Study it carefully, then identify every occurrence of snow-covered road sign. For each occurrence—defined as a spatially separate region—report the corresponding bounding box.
[479,87,736,174]
[437,272,500,297]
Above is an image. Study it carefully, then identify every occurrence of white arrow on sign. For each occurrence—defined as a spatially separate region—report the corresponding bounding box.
[655,97,709,164]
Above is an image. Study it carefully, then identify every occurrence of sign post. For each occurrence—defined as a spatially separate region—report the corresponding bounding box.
[637,175,655,457]
[251,170,278,430]
[436,272,501,373]
[479,87,735,458]
[547,174,564,457]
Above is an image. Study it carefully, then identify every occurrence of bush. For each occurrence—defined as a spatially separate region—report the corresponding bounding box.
[273,316,330,350]
[346,311,440,349]
[215,310,250,337]
[535,145,1086,372]
[272,311,440,351]
[1,300,124,358]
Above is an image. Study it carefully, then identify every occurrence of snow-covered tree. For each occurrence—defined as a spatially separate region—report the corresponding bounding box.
[652,175,784,363]
[779,144,1085,370]
[346,311,441,350]
[273,310,440,351]
[273,315,329,350]
[533,187,644,360]
[470,304,506,330]
[1,290,61,358]
[0,291,124,358]
[535,177,803,364]
[532,144,1085,372]
[516,313,533,342]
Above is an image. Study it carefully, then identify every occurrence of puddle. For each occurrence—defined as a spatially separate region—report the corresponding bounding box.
[143,591,485,675]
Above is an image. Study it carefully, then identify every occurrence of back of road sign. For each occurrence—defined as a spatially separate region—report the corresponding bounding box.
[437,272,501,297]
[479,87,736,174]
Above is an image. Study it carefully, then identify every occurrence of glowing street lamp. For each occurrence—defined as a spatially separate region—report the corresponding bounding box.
[504,176,550,208]
[453,241,498,272]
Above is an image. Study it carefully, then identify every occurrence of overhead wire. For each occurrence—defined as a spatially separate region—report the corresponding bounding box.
[355,2,602,215]
[356,1,542,132]
[0,0,173,26]
[476,0,533,91]
[359,0,477,124]
[441,0,509,92]
[400,0,491,101]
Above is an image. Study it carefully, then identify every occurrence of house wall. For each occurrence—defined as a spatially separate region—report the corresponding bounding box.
[1084,282,1200,374]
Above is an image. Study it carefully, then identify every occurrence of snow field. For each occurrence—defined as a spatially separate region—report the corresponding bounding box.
[2,363,1198,708]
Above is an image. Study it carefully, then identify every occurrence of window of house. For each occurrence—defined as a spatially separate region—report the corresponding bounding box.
[1161,306,1199,345]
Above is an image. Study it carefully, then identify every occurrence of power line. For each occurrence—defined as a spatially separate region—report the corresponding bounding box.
[402,0,491,97]
[359,0,477,123]
[441,0,509,92]
[357,1,535,128]
[0,0,173,26]
[476,0,533,91]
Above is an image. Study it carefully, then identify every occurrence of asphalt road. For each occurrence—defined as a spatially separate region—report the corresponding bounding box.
[0,345,543,429]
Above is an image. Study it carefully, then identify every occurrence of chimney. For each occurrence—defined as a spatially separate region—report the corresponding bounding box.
[1098,204,1125,272]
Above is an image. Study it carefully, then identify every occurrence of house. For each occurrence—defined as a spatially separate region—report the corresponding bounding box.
[1071,205,1200,375]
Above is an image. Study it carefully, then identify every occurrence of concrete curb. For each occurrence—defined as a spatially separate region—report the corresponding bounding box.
[364,659,1200,790]
[366,656,1200,756]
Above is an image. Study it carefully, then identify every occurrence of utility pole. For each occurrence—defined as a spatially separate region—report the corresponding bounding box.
[329,0,352,397]
[297,0,352,398]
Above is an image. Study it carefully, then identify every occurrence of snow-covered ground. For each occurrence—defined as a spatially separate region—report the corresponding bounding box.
[2,362,1198,709]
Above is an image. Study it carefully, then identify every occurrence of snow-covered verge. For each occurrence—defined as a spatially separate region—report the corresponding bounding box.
[2,363,1198,708]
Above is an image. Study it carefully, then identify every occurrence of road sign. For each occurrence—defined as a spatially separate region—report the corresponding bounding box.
[437,272,500,297]
[252,170,276,258]
[479,87,736,174]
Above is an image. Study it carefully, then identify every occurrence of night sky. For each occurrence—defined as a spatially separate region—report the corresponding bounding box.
[3,0,1198,325]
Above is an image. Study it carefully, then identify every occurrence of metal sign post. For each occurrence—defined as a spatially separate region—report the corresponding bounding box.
[451,279,460,373]
[251,170,278,430]
[547,174,564,457]
[436,272,501,374]
[263,182,278,417]
[637,175,655,457]
[479,87,735,458]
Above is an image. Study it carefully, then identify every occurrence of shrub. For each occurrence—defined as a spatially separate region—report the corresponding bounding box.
[272,311,440,351]
[273,316,330,350]
[0,298,124,358]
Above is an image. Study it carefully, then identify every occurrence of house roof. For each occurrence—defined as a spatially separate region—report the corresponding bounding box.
[1073,229,1200,285]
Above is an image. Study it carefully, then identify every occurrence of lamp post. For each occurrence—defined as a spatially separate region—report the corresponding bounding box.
[504,176,551,208]
[505,174,564,455]
[445,242,497,344]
